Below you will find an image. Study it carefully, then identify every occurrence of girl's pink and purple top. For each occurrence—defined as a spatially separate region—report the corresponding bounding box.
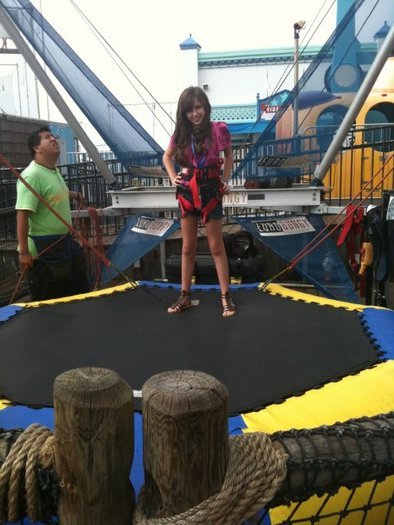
[169,122,231,168]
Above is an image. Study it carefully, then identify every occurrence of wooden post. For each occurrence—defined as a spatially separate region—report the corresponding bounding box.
[142,370,229,518]
[54,367,134,525]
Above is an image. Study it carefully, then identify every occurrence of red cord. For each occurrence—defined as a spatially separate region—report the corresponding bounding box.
[86,206,105,288]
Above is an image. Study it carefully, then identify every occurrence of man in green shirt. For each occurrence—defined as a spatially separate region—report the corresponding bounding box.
[16,126,89,300]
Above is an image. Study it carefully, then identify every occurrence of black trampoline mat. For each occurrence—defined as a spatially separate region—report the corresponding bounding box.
[0,286,380,414]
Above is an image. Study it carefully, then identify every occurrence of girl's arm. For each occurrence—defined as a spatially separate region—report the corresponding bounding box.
[162,146,179,185]
[221,146,233,183]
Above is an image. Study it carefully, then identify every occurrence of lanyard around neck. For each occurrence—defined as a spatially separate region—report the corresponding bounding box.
[191,139,206,168]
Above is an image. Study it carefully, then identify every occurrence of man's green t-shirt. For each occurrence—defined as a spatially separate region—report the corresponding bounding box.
[15,160,71,256]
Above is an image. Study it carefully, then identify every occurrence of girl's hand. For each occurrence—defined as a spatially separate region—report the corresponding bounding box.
[222,180,230,194]
[172,173,182,186]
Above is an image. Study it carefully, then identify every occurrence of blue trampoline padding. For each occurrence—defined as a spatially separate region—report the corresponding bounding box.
[132,412,144,494]
[0,405,54,430]
[359,309,394,359]
[229,414,247,435]
[0,305,24,324]
[139,280,261,292]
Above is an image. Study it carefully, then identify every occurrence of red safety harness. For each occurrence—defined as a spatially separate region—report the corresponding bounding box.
[177,162,225,224]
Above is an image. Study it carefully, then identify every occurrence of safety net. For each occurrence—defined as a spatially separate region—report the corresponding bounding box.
[100,215,180,285]
[0,0,163,170]
[233,0,394,183]
[235,214,359,303]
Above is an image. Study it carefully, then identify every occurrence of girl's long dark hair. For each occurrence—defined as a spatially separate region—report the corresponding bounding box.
[173,86,212,164]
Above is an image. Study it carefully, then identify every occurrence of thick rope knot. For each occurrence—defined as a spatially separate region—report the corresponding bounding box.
[0,423,55,523]
[134,432,287,525]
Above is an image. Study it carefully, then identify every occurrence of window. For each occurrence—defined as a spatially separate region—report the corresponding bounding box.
[316,105,348,152]
[364,102,394,152]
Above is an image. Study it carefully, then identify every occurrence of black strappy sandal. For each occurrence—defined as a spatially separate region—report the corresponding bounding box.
[167,290,192,314]
[221,291,236,318]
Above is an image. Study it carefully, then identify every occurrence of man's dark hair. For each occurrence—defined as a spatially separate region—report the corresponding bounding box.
[27,126,52,158]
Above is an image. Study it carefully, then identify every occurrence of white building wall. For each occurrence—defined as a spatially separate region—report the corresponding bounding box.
[180,48,200,89]
[198,62,308,106]
[0,53,40,117]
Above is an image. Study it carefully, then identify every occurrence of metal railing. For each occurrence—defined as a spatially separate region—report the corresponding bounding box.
[239,124,393,205]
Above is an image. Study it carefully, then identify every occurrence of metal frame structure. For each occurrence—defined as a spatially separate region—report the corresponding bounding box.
[108,185,322,214]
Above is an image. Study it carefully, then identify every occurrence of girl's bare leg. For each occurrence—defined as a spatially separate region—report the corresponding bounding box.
[180,215,198,291]
[168,215,198,313]
[205,218,229,291]
[205,219,236,317]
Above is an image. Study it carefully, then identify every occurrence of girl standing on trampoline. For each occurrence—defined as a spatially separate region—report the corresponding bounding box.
[163,86,236,317]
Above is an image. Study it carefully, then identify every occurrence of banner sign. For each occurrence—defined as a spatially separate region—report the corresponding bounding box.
[254,216,316,236]
[258,155,310,168]
[131,216,174,237]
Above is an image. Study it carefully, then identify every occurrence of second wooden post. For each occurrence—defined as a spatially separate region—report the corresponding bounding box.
[142,369,229,518]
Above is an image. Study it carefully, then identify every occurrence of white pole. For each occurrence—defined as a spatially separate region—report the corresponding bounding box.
[293,28,300,135]
[292,21,305,137]
[314,23,394,183]
[0,5,116,184]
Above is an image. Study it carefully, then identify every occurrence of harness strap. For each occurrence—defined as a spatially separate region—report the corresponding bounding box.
[178,163,224,223]
[189,168,202,211]
[177,193,195,218]
[201,189,225,224]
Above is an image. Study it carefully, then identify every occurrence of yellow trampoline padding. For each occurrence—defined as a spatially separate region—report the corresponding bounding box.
[270,476,394,525]
[14,282,137,308]
[245,360,394,525]
[15,281,385,312]
[263,283,385,311]
[15,281,384,311]
[242,361,394,434]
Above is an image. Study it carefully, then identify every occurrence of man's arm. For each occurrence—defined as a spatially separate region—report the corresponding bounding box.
[16,210,33,269]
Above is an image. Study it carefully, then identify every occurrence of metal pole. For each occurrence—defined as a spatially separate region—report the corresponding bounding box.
[292,21,305,137]
[313,23,394,183]
[0,5,116,184]
[293,27,300,136]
